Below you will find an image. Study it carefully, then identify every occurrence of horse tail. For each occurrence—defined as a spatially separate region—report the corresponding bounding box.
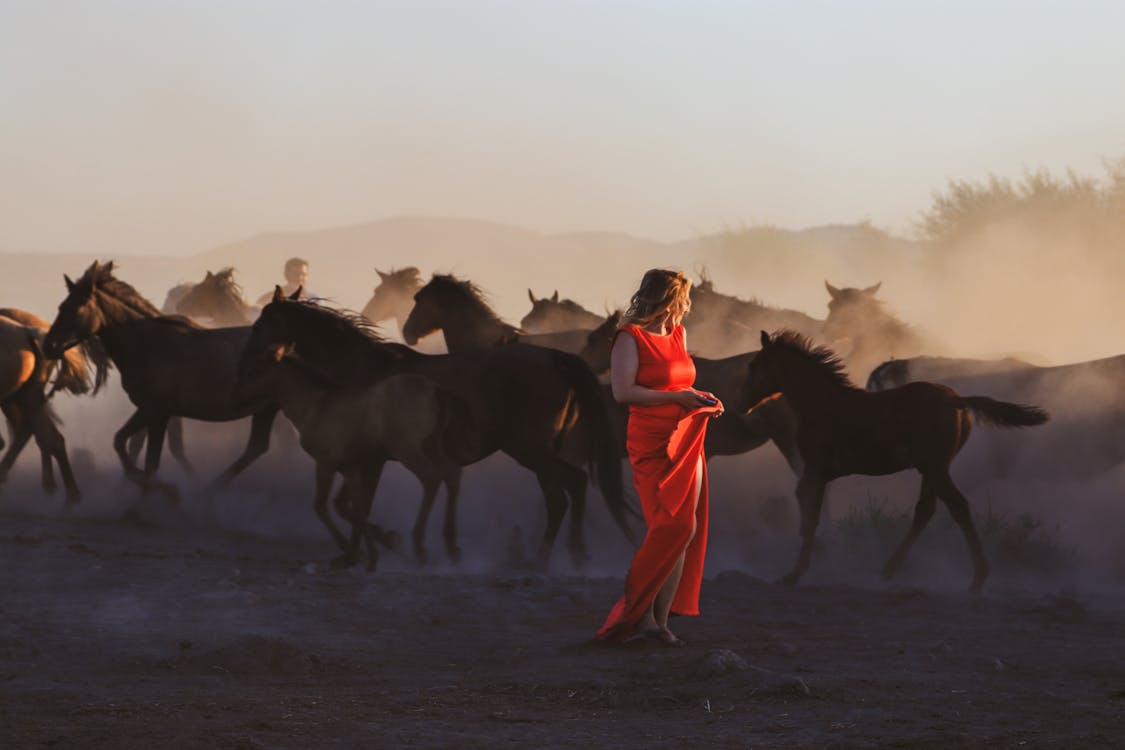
[961,396,1049,428]
[550,349,639,544]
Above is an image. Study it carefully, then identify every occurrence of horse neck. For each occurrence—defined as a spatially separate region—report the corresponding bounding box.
[769,350,848,415]
[439,300,516,352]
[91,289,158,361]
[274,362,326,433]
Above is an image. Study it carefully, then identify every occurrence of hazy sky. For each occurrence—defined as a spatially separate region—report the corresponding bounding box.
[2,0,1124,256]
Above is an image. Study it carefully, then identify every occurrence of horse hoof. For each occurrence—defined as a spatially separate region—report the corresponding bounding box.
[65,492,82,508]
[777,573,800,587]
[381,530,403,551]
[329,554,355,570]
[447,547,463,565]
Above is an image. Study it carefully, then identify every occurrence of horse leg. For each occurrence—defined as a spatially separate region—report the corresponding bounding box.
[340,462,386,572]
[28,407,81,506]
[126,430,145,465]
[562,463,591,569]
[142,415,180,504]
[113,409,151,489]
[780,473,827,586]
[533,467,570,570]
[882,476,937,581]
[411,473,442,566]
[933,472,990,592]
[210,405,279,488]
[441,468,463,564]
[165,417,194,475]
[313,461,348,551]
[0,404,35,488]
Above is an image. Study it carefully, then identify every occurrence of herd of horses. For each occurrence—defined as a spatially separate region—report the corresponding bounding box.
[10,258,1124,591]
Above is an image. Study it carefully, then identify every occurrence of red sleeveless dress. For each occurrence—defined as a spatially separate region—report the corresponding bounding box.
[597,324,719,642]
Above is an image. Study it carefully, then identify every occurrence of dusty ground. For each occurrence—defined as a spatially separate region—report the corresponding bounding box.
[3,498,1124,749]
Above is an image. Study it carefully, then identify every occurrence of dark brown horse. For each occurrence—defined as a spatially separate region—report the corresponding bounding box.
[42,261,281,500]
[242,288,635,568]
[688,276,824,356]
[869,352,1125,478]
[130,268,259,470]
[360,267,424,336]
[578,310,804,472]
[743,330,1048,591]
[0,308,108,504]
[402,274,600,363]
[521,290,604,334]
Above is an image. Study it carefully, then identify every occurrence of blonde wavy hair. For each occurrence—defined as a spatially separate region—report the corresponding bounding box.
[621,268,692,329]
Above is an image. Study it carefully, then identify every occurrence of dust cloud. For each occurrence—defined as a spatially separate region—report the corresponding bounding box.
[2,161,1124,594]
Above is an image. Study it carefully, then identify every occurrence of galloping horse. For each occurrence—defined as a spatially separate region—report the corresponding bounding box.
[243,289,635,568]
[175,268,258,327]
[130,268,259,469]
[0,309,107,504]
[42,261,281,500]
[687,276,824,357]
[359,267,424,336]
[743,330,1048,591]
[869,352,1125,477]
[521,290,604,334]
[579,309,803,472]
[823,281,937,380]
[402,274,606,365]
[236,341,478,568]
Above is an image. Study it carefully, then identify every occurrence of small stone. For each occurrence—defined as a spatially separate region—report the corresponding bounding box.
[993,658,1005,672]
[697,649,749,677]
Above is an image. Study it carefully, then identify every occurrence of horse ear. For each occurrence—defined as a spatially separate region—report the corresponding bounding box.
[271,285,284,304]
[376,269,389,282]
[551,290,559,303]
[527,288,537,304]
[64,274,75,293]
[760,330,771,348]
[289,285,303,301]
[863,281,882,296]
[825,281,841,299]
[205,270,214,279]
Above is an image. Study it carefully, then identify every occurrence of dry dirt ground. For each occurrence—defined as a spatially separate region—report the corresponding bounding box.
[3,501,1124,750]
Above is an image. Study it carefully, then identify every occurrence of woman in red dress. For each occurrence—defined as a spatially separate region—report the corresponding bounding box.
[597,269,723,646]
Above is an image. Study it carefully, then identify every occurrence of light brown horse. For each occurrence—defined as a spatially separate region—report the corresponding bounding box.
[823,281,938,381]
[42,261,281,501]
[243,288,635,568]
[359,267,424,336]
[743,330,1048,591]
[0,309,107,504]
[236,342,478,568]
[175,268,258,327]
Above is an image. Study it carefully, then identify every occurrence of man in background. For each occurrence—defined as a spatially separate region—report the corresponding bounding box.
[258,257,319,305]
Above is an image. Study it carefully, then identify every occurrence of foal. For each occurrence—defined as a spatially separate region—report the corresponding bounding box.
[743,331,1048,591]
[237,343,476,569]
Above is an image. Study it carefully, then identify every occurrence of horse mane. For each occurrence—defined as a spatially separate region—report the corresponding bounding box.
[769,330,856,388]
[385,266,422,284]
[204,267,245,300]
[280,299,390,347]
[692,277,773,311]
[427,274,508,325]
[78,261,165,318]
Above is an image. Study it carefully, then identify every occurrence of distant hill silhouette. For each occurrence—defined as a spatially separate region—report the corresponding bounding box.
[0,216,921,326]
